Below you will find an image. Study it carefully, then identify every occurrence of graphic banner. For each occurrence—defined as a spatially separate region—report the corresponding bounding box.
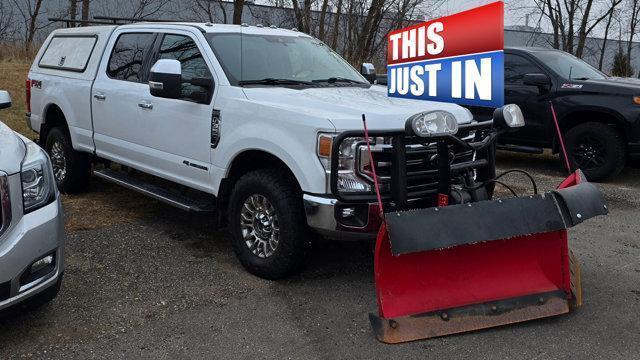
[387,1,504,108]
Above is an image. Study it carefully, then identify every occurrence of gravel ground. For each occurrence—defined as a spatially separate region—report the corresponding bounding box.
[0,151,639,359]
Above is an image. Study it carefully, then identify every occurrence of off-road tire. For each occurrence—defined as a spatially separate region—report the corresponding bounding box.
[45,127,91,193]
[228,169,312,279]
[564,122,626,182]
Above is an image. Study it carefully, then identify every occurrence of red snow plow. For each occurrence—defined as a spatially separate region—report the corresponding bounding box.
[330,107,607,343]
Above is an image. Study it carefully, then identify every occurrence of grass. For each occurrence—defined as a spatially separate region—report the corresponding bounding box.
[0,60,33,137]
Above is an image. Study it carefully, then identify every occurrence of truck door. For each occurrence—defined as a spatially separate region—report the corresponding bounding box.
[136,31,215,191]
[92,31,158,165]
[500,53,552,147]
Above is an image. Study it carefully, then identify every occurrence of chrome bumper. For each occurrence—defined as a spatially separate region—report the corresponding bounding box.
[303,194,377,241]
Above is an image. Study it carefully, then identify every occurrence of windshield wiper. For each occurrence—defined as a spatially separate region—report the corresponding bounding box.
[311,77,365,84]
[573,77,590,80]
[238,78,313,86]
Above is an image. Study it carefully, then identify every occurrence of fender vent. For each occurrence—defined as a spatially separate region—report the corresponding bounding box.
[211,109,221,149]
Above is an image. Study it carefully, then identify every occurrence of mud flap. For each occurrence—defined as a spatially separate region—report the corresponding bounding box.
[370,170,603,343]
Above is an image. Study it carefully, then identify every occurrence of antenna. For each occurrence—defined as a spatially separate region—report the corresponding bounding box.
[569,66,573,81]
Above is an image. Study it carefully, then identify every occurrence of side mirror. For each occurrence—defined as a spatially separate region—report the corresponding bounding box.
[523,73,551,92]
[149,59,182,99]
[493,104,525,131]
[0,90,11,110]
[361,63,376,84]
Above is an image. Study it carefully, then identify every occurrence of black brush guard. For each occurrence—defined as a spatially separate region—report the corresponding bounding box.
[329,120,496,209]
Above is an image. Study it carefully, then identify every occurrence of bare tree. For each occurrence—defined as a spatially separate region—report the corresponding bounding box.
[11,0,47,50]
[625,0,640,61]
[131,0,172,19]
[598,1,619,69]
[68,0,77,27]
[81,0,90,22]
[192,0,228,23]
[233,0,245,24]
[0,1,16,41]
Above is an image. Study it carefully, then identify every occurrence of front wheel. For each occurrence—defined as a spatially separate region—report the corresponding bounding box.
[44,127,91,193]
[564,122,626,181]
[228,169,312,279]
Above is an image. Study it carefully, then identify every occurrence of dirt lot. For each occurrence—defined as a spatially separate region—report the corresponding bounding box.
[0,150,638,359]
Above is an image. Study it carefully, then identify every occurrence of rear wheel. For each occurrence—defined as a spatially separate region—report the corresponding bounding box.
[228,169,312,279]
[45,127,91,193]
[564,122,626,181]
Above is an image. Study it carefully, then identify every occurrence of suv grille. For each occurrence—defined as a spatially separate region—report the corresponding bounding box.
[0,173,11,236]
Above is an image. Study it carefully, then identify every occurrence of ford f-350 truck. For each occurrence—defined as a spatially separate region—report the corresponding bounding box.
[27,22,507,279]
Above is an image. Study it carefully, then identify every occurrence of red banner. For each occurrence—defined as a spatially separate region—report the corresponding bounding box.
[387,1,504,65]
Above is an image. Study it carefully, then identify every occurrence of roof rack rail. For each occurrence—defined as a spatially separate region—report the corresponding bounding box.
[48,17,114,27]
[93,15,178,24]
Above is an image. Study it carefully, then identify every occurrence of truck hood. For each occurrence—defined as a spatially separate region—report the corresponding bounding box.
[574,77,640,95]
[0,121,25,175]
[242,85,474,131]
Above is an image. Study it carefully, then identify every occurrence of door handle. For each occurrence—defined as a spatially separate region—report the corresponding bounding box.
[94,93,106,101]
[138,101,153,110]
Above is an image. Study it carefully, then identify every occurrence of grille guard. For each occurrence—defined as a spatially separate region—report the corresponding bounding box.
[329,120,496,204]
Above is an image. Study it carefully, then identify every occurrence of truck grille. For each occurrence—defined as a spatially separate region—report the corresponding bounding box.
[356,133,479,200]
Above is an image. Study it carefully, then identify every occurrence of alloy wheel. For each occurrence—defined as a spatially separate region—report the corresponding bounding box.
[240,194,280,258]
[50,141,67,182]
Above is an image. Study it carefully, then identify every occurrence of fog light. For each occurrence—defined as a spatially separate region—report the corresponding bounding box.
[336,204,369,228]
[20,252,56,287]
[31,255,53,273]
[341,207,356,218]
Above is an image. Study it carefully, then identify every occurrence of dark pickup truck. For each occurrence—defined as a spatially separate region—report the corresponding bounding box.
[377,46,640,181]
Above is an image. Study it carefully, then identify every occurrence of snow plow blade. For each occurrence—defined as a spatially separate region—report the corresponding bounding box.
[370,170,606,343]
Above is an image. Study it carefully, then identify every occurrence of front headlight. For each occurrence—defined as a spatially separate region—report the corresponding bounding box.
[317,134,372,193]
[21,140,56,213]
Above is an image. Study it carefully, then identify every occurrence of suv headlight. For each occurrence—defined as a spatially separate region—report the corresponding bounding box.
[21,140,56,213]
[317,134,371,193]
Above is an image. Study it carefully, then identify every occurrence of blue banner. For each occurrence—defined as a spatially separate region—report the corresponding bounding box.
[387,51,504,108]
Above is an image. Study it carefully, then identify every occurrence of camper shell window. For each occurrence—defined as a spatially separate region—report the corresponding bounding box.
[38,35,98,72]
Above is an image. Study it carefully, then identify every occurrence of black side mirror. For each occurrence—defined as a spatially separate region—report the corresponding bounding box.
[523,73,551,92]
[361,63,376,84]
[149,59,182,99]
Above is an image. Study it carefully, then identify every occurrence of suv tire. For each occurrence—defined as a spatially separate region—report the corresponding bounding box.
[564,122,626,181]
[45,127,91,193]
[228,169,312,279]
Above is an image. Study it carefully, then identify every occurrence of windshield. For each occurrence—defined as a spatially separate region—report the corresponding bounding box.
[534,50,606,80]
[205,33,367,86]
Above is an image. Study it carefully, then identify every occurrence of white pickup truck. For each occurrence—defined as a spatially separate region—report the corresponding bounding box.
[27,22,495,279]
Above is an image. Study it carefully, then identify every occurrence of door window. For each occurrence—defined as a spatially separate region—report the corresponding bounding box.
[505,54,542,85]
[107,32,156,83]
[157,34,212,101]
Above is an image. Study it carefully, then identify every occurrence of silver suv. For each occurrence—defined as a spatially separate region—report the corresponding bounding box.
[0,90,65,311]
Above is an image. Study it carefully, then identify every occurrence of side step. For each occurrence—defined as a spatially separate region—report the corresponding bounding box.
[497,144,544,154]
[93,169,215,212]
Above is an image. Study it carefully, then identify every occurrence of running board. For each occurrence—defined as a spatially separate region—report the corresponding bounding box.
[497,144,544,154]
[93,169,215,212]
